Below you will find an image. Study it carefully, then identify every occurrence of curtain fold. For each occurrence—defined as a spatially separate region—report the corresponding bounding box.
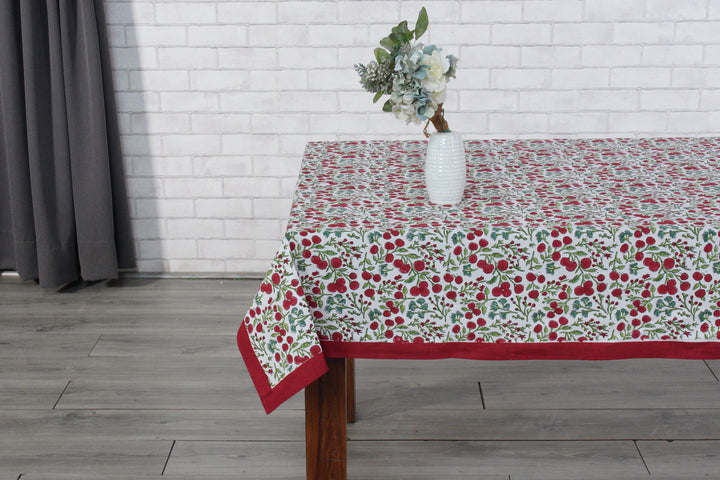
[0,0,134,287]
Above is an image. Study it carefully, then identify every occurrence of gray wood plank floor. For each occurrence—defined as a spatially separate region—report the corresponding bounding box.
[1,276,719,479]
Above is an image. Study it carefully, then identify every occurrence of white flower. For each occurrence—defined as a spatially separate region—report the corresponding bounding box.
[420,49,450,93]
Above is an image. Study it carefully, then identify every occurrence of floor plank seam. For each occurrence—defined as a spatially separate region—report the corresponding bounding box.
[704,360,720,382]
[52,381,71,410]
[478,381,486,409]
[161,440,175,475]
[633,440,651,476]
[87,334,103,356]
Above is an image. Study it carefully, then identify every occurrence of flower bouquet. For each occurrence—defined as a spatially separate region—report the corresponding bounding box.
[354,7,458,137]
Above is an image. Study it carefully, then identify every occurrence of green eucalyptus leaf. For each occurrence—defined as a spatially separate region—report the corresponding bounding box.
[382,99,393,112]
[379,36,395,51]
[372,91,383,103]
[374,47,390,63]
[415,7,428,39]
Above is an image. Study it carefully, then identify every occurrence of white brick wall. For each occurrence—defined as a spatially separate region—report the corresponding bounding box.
[106,0,720,276]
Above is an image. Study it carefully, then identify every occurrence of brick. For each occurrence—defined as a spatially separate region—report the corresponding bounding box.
[672,68,720,87]
[700,90,720,109]
[196,199,252,218]
[109,47,157,69]
[279,2,338,23]
[613,23,674,43]
[461,46,520,68]
[161,92,219,112]
[198,240,253,259]
[130,70,189,91]
[492,24,552,45]
[553,23,613,45]
[338,46,370,68]
[640,89,701,110]
[132,156,193,177]
[105,2,155,25]
[281,178,299,197]
[549,113,607,132]
[190,70,250,90]
[278,91,337,112]
[610,67,672,88]
[521,46,581,67]
[582,46,642,66]
[223,177,281,197]
[339,91,374,112]
[225,219,281,239]
[158,47,217,68]
[708,45,720,65]
[188,26,248,46]
[451,69,491,90]
[220,92,276,112]
[488,113,548,133]
[131,113,190,134]
[277,70,308,90]
[252,156,302,177]
[115,92,160,113]
[248,25,309,47]
[490,69,551,89]
[308,25,369,46]
[712,0,720,18]
[164,178,223,197]
[155,3,216,24]
[219,48,277,69]
[120,135,162,156]
[278,47,337,68]
[279,134,337,154]
[253,198,293,218]
[676,22,720,43]
[251,114,309,134]
[518,91,578,112]
[139,240,196,260]
[126,177,163,198]
[194,156,252,177]
[190,114,251,134]
[250,71,278,91]
[136,199,194,219]
[166,259,226,272]
[584,0,644,20]
[578,90,638,111]
[461,1,522,22]
[667,112,720,131]
[217,2,277,23]
[643,45,704,66]
[449,113,488,134]
[551,68,609,88]
[254,239,283,260]
[645,0,707,20]
[400,2,459,22]
[308,69,360,90]
[608,112,667,132]
[524,1,583,21]
[222,134,280,155]
[225,259,272,274]
[126,26,186,46]
[131,219,165,240]
[430,25,490,46]
[309,114,369,134]
[338,2,398,23]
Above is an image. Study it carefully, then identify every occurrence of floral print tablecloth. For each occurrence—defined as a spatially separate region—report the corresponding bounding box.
[238,138,720,413]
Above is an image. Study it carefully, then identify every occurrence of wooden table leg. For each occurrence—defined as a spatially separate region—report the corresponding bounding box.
[346,358,356,424]
[306,357,347,480]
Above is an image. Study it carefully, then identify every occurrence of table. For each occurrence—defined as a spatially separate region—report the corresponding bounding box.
[237,138,720,479]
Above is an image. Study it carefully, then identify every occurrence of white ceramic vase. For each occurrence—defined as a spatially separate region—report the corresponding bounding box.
[424,132,466,205]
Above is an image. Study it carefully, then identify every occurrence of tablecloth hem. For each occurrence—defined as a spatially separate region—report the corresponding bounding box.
[237,326,328,414]
[320,340,720,360]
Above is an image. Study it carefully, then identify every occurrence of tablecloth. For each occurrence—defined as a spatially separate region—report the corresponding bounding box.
[238,137,720,413]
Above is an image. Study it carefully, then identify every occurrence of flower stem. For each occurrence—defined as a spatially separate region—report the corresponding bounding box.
[423,103,450,137]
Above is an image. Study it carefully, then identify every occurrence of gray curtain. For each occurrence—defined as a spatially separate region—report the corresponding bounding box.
[0,0,134,287]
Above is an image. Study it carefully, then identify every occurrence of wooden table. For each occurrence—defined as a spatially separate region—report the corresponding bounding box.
[238,138,720,479]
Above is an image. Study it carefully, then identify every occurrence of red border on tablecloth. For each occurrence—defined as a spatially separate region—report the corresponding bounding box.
[237,325,328,414]
[320,340,720,360]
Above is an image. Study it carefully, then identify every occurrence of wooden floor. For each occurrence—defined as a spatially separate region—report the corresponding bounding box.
[1,276,720,479]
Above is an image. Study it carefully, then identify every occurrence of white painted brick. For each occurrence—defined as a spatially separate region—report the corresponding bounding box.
[130,70,189,91]
[155,3,216,24]
[278,91,337,112]
[167,219,223,238]
[461,46,520,67]
[131,219,165,240]
[224,177,281,197]
[188,26,248,47]
[551,68,609,88]
[451,113,488,134]
[253,198,293,218]
[164,178,223,197]
[126,177,163,198]
[190,70,250,90]
[163,135,221,155]
[131,113,190,134]
[430,25,490,45]
[252,156,302,177]
[308,69,359,90]
[281,177,299,197]
[610,67,672,88]
[132,157,193,177]
[166,259,226,272]
[225,259,272,274]
[339,91,374,112]
[708,45,720,65]
[667,112,720,131]
[139,240,197,260]
[194,157,252,177]
[250,71,278,91]
[578,89,638,111]
[198,239,253,259]
[191,114,251,134]
[279,134,337,154]
[518,91,578,111]
[613,22,674,43]
[120,135,162,156]
[521,46,581,67]
[161,92,219,112]
[105,3,155,25]
[337,2,398,23]
[278,48,337,68]
[196,199,252,218]
[640,89,701,110]
[217,2,277,24]
[490,69,552,89]
[126,26,186,46]
[492,24,552,45]
[584,0,644,20]
[248,25,309,47]
[158,47,217,68]
[279,2,338,24]
[549,112,606,132]
[608,112,667,132]
[524,1,583,21]
[676,22,720,43]
[400,2,460,23]
[116,92,160,113]
[582,46,642,66]
[338,47,370,68]
[645,0,707,20]
[251,114,309,134]
[701,90,720,109]
[643,45,704,66]
[110,47,157,69]
[219,48,277,69]
[452,69,491,90]
[220,92,276,112]
[308,25,368,47]
[226,219,281,239]
[112,71,129,91]
[136,199,194,219]
[278,70,308,90]
[117,113,131,135]
[488,113,549,133]
[254,239,283,260]
[309,114,369,133]
[107,26,126,46]
[711,0,720,18]
[461,1,522,22]
[222,134,280,155]
[553,23,613,45]
[672,68,720,87]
